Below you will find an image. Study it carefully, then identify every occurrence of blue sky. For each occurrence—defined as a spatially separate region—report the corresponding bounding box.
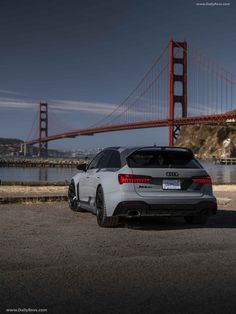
[0,0,235,150]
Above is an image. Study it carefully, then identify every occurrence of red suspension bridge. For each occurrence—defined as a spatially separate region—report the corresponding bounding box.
[22,39,236,156]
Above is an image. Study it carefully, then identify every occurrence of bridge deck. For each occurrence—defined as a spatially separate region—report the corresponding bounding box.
[25,112,236,145]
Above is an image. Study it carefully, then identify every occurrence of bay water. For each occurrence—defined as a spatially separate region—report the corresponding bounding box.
[0,160,236,184]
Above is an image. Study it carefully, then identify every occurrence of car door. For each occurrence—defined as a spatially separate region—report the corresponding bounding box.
[86,150,113,208]
[79,152,104,203]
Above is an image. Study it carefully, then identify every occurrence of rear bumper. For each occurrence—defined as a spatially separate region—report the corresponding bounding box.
[113,199,217,217]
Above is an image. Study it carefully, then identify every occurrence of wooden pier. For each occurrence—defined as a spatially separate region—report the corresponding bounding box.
[214,157,236,165]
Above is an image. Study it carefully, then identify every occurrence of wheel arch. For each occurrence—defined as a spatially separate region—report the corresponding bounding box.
[71,174,81,199]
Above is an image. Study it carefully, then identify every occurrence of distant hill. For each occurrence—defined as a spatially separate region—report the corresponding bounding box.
[0,137,23,145]
[175,124,236,158]
[0,137,71,157]
[0,137,23,155]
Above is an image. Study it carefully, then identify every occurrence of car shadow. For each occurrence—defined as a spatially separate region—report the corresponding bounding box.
[119,209,236,231]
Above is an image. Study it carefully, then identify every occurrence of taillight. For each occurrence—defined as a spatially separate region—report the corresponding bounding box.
[118,174,152,184]
[192,177,212,185]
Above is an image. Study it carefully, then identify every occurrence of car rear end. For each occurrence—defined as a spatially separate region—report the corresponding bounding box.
[113,147,217,219]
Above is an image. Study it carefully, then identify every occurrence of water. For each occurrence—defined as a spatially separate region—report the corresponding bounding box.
[0,167,78,183]
[0,161,236,184]
[201,161,236,184]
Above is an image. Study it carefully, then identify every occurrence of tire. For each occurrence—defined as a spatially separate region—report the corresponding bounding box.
[184,214,208,225]
[96,185,119,227]
[68,181,83,212]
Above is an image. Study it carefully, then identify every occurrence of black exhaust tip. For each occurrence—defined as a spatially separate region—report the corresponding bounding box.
[127,210,141,217]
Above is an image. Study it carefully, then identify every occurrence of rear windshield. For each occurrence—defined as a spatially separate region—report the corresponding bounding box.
[127,150,201,169]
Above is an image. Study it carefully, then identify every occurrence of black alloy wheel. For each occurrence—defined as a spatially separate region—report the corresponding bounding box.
[96,185,119,227]
[68,181,80,212]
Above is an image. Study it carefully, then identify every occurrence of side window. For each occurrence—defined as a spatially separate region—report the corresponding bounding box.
[98,150,113,169]
[87,150,121,170]
[107,151,121,168]
[87,152,104,170]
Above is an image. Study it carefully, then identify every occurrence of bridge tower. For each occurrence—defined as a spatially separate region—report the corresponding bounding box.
[39,102,48,157]
[169,40,187,146]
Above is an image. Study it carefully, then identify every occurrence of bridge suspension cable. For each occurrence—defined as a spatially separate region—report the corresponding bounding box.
[26,110,39,141]
[23,39,236,156]
[87,42,170,129]
[173,41,236,117]
[49,110,72,134]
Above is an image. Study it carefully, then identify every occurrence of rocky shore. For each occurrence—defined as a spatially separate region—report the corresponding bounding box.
[176,124,236,158]
[0,158,89,168]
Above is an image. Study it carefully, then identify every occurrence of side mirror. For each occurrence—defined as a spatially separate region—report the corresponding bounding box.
[77,163,87,171]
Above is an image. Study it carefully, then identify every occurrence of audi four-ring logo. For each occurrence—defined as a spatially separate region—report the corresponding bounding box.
[166,172,179,177]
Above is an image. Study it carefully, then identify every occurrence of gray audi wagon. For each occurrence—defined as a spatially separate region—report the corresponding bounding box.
[69,146,217,227]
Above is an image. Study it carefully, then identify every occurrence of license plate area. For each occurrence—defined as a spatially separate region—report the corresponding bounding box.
[162,179,181,190]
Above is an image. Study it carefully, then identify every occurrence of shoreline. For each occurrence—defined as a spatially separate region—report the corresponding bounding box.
[1,180,236,186]
[1,183,236,190]
[0,158,86,168]
[0,184,235,206]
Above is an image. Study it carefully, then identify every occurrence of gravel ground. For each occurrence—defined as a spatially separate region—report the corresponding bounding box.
[0,199,236,314]
[0,185,67,197]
